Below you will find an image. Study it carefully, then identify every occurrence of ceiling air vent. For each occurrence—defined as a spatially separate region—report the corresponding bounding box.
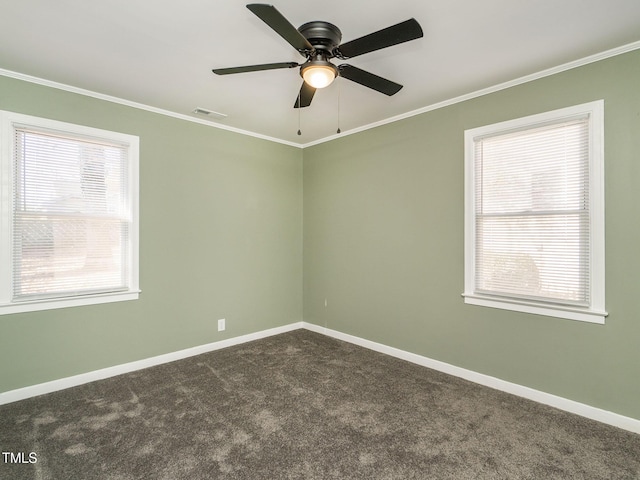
[192,107,227,119]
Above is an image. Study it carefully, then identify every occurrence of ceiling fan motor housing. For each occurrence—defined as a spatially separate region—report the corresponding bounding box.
[297,21,341,87]
[298,21,342,52]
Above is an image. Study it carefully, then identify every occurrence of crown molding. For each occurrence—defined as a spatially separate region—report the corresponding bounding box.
[2,39,639,149]
[0,68,302,148]
[302,40,640,148]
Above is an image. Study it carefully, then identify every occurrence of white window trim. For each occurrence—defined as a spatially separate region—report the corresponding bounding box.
[463,100,606,324]
[0,110,140,315]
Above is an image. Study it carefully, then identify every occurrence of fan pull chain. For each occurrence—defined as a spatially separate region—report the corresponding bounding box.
[336,78,341,134]
[297,90,302,136]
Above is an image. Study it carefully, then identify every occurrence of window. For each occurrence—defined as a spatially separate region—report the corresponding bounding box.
[463,101,606,323]
[0,111,139,314]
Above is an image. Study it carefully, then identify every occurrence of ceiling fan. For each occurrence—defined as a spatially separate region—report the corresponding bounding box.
[213,4,423,108]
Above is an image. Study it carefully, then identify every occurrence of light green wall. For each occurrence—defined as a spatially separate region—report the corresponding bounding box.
[303,49,640,420]
[2,48,639,422]
[0,76,303,392]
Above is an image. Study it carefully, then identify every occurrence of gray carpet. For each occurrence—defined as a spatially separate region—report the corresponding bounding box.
[1,329,639,479]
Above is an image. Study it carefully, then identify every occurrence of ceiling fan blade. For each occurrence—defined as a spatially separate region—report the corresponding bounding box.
[294,81,316,108]
[247,4,313,53]
[338,64,403,96]
[336,18,423,59]
[212,62,298,75]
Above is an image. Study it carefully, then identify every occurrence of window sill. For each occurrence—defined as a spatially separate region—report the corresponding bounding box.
[0,290,141,316]
[462,293,607,324]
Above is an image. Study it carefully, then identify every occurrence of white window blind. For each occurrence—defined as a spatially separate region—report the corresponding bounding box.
[1,111,139,315]
[463,101,606,323]
[12,126,130,301]
[475,118,590,305]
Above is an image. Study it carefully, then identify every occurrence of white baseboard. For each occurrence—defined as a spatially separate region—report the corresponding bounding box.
[0,322,303,406]
[3,320,639,436]
[302,322,640,435]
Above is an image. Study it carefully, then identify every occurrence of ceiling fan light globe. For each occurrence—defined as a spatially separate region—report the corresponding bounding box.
[302,65,336,89]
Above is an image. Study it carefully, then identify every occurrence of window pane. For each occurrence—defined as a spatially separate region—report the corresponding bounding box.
[477,120,588,215]
[13,215,128,298]
[15,131,127,216]
[12,127,129,301]
[476,213,589,304]
[473,118,590,305]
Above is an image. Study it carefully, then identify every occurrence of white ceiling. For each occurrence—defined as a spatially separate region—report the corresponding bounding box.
[1,0,640,146]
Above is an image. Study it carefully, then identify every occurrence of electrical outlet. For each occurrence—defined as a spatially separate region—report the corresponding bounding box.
[217,318,225,332]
